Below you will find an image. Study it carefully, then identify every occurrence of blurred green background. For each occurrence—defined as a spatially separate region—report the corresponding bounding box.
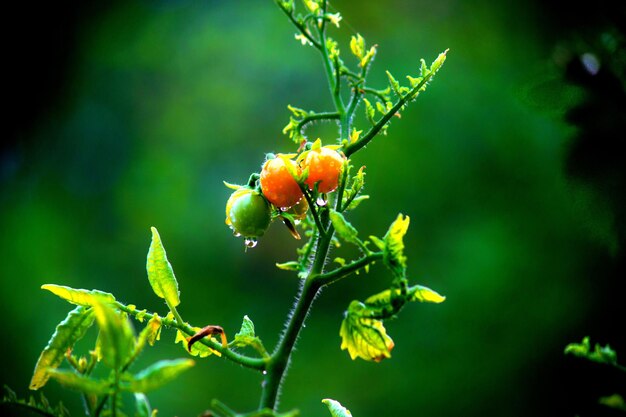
[2,1,625,416]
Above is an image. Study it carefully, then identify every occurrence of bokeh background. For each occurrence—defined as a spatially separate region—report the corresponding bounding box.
[2,1,625,416]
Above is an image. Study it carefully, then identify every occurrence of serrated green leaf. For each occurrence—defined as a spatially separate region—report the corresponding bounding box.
[386,70,401,96]
[232,316,269,357]
[340,301,394,362]
[406,75,423,88]
[30,306,95,390]
[47,369,111,395]
[564,336,618,366]
[375,101,386,115]
[329,210,359,245]
[146,227,180,307]
[419,58,429,77]
[236,316,255,338]
[322,399,353,417]
[430,49,449,73]
[93,300,135,370]
[564,336,590,356]
[383,214,410,278]
[41,284,116,307]
[122,359,194,393]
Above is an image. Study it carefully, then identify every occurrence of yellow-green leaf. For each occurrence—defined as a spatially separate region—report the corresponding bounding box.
[122,359,194,393]
[565,336,618,366]
[329,210,359,245]
[47,369,111,395]
[340,301,394,362]
[322,398,353,417]
[232,315,269,357]
[30,306,95,390]
[365,285,446,307]
[350,34,364,59]
[410,285,446,303]
[93,300,135,370]
[42,284,115,307]
[146,227,180,307]
[430,49,449,74]
[276,261,301,272]
[383,214,410,277]
[599,394,626,411]
[134,315,162,357]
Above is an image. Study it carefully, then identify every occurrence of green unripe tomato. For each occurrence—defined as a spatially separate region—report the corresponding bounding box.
[225,188,272,238]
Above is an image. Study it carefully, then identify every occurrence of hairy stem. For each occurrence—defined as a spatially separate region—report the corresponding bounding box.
[115,302,266,370]
[344,72,436,157]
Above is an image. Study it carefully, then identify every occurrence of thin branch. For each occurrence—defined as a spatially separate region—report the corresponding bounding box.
[115,303,266,371]
[344,72,436,157]
[315,252,383,286]
[297,111,340,137]
[274,1,322,49]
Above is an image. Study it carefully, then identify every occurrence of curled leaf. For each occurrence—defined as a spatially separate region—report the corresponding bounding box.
[383,214,410,277]
[322,398,353,417]
[340,301,394,362]
[365,285,446,307]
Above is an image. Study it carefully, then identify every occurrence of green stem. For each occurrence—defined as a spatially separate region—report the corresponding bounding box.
[115,303,266,371]
[297,112,340,137]
[274,1,321,49]
[301,187,326,236]
[344,72,436,157]
[259,267,324,410]
[317,252,382,286]
[166,299,185,328]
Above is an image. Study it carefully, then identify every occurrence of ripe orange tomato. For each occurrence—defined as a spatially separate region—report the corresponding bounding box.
[260,155,303,209]
[301,147,345,193]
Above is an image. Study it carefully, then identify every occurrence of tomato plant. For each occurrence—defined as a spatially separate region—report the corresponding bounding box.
[11,1,449,417]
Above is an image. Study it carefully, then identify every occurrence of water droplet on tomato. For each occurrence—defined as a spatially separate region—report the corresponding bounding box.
[244,238,258,248]
[316,196,327,206]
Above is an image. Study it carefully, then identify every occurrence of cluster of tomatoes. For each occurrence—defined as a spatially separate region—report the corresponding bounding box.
[225,142,345,246]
